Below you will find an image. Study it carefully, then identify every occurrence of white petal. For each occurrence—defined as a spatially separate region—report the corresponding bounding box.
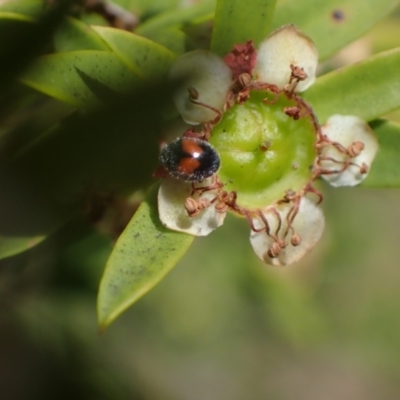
[320,115,378,187]
[169,50,232,124]
[158,177,226,236]
[254,25,318,92]
[250,197,324,266]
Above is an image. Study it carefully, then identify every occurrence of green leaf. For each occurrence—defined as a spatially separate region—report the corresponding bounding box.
[0,1,69,104]
[272,0,400,60]
[54,17,110,52]
[211,0,277,56]
[362,119,400,188]
[20,51,142,108]
[112,0,181,17]
[136,0,214,36]
[0,11,35,22]
[303,47,400,124]
[0,0,44,19]
[1,79,172,243]
[0,235,46,260]
[135,1,215,53]
[139,26,188,55]
[97,185,194,330]
[92,26,175,80]
[366,17,400,54]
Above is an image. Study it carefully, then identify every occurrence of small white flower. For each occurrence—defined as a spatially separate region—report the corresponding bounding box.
[158,177,226,236]
[318,115,378,187]
[250,197,325,266]
[158,25,378,266]
[254,25,318,92]
[169,50,232,124]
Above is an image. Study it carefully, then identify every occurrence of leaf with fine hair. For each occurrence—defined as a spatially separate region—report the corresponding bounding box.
[91,26,175,80]
[54,17,110,52]
[21,51,142,108]
[97,185,194,330]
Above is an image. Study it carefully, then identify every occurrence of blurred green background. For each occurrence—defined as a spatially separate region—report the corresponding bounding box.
[1,2,400,400]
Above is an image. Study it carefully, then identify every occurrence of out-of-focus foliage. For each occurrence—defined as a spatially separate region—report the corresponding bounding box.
[0,0,400,398]
[364,120,400,187]
[272,0,400,60]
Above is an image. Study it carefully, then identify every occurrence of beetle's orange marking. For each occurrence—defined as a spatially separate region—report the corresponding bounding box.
[182,138,203,157]
[178,157,201,173]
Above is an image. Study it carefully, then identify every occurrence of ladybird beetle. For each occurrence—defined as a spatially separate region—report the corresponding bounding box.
[160,137,220,182]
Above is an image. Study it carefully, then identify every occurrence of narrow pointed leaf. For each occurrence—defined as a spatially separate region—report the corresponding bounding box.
[92,26,175,80]
[98,185,194,330]
[136,0,214,36]
[0,1,70,103]
[0,11,35,22]
[139,27,188,55]
[362,119,400,188]
[211,0,277,56]
[0,235,46,260]
[303,47,400,124]
[54,17,110,52]
[0,80,171,241]
[21,51,142,107]
[115,0,183,18]
[273,0,399,60]
[0,0,44,18]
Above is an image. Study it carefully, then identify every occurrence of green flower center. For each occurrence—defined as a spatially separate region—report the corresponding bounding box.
[209,91,316,209]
